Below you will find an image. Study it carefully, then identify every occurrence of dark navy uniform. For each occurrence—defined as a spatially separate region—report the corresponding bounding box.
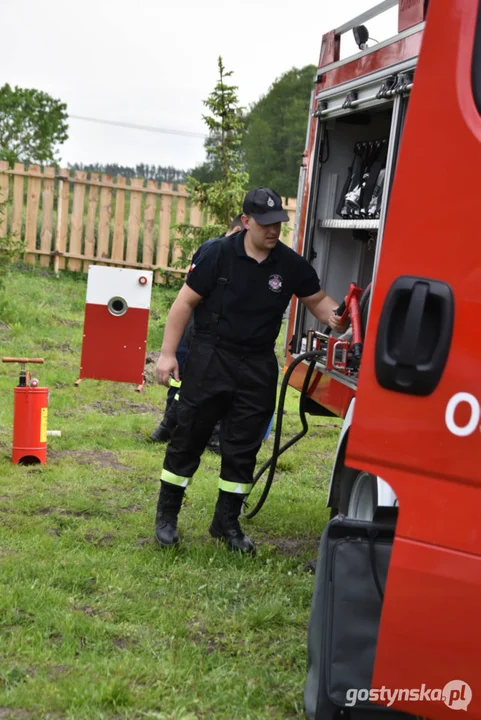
[160,229,321,494]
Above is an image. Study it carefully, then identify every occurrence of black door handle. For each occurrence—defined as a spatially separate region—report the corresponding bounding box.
[375,276,454,396]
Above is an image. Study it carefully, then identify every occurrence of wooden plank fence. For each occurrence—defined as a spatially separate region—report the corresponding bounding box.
[0,161,298,282]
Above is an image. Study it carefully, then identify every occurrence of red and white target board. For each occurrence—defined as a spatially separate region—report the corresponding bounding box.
[78,266,153,387]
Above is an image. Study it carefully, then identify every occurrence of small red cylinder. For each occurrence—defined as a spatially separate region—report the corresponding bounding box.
[12,386,49,465]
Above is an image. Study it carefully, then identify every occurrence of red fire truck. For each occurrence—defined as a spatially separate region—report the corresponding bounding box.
[283,0,481,717]
[284,0,427,521]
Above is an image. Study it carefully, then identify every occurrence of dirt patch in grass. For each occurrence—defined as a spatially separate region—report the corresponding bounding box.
[260,535,320,557]
[122,402,158,414]
[48,633,63,647]
[143,351,160,384]
[46,665,71,680]
[187,622,229,655]
[74,605,114,619]
[310,423,342,431]
[48,449,131,471]
[81,400,158,416]
[188,622,229,655]
[53,409,75,418]
[56,317,82,327]
[40,340,75,353]
[0,547,18,556]
[114,504,142,515]
[136,537,153,546]
[111,636,139,650]
[0,708,66,720]
[82,402,118,416]
[37,507,93,517]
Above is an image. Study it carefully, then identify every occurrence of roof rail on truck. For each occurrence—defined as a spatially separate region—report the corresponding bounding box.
[318,0,426,77]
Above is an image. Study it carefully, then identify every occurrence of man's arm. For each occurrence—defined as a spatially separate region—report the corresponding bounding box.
[156,284,203,386]
[300,289,347,333]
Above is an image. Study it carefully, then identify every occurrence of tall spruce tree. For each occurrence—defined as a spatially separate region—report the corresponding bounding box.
[173,57,249,267]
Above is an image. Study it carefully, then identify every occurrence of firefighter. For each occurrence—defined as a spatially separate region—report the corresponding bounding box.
[149,215,243,448]
[154,187,346,555]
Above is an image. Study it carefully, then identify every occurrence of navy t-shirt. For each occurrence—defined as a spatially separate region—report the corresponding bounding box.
[185,230,321,348]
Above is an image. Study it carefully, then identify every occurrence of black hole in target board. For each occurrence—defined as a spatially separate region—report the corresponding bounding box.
[108,297,128,316]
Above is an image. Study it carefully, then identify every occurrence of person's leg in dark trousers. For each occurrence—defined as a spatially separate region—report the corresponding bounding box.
[150,319,223,447]
[209,350,278,555]
[155,342,277,553]
[154,341,229,547]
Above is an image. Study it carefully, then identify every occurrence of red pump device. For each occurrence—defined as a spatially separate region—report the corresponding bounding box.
[335,282,363,359]
[2,357,48,465]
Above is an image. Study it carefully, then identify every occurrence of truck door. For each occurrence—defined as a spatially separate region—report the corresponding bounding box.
[346,0,481,718]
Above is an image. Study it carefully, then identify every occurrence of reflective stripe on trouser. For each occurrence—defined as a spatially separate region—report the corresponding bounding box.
[162,339,278,490]
[161,468,192,488]
[218,479,252,495]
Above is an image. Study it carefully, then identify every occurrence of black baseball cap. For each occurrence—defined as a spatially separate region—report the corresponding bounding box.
[242,187,289,225]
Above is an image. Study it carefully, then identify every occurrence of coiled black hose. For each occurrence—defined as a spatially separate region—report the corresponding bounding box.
[243,349,327,520]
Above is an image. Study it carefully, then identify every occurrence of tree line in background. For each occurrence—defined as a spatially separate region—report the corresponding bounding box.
[66,163,189,185]
[0,62,316,200]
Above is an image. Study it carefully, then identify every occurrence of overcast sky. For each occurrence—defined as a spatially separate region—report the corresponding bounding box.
[3,0,397,172]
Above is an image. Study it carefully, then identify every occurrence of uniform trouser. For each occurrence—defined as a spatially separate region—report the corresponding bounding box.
[166,330,190,406]
[161,337,278,494]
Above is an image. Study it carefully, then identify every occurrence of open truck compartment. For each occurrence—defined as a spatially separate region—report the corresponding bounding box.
[292,87,412,376]
[303,105,393,337]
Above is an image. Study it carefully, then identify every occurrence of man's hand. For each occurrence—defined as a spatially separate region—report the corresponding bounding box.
[156,353,179,387]
[301,291,350,333]
[328,312,348,334]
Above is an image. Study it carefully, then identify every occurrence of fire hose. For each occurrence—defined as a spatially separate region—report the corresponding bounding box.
[242,349,325,520]
[243,283,368,520]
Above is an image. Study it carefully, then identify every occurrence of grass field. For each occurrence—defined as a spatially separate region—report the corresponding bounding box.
[0,266,341,720]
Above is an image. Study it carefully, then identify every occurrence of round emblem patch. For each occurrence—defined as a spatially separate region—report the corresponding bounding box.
[268,274,283,293]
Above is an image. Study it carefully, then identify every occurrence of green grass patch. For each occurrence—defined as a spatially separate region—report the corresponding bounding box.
[0,265,341,719]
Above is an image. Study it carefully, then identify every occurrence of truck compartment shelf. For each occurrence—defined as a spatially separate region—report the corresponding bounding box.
[318,219,380,229]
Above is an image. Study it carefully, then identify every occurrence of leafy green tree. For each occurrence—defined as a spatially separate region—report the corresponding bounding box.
[0,84,68,166]
[243,65,316,198]
[173,57,249,268]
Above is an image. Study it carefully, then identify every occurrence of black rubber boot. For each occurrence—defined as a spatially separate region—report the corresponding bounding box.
[209,490,256,554]
[154,481,185,548]
[150,398,178,443]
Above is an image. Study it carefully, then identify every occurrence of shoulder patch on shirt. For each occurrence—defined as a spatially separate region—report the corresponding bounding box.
[268,274,283,293]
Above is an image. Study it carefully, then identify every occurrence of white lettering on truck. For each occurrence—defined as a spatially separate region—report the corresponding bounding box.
[445,392,480,437]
